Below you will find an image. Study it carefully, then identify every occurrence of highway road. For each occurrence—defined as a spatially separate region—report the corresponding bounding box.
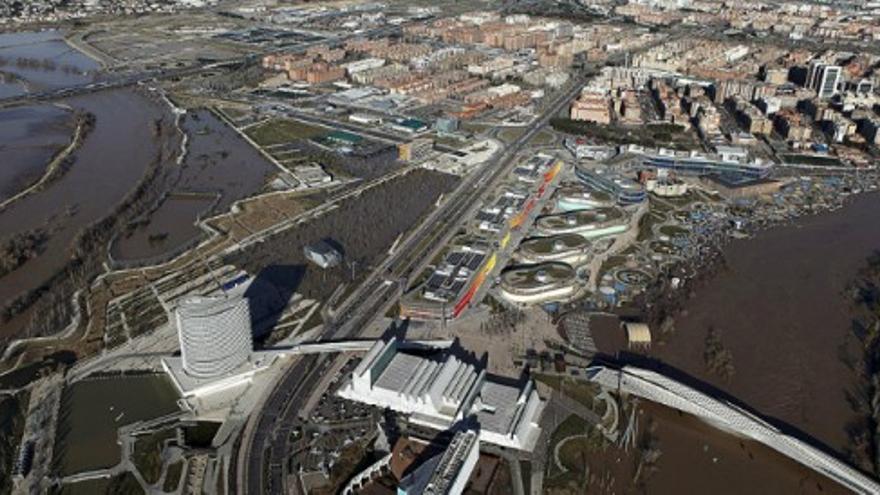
[234,73,588,495]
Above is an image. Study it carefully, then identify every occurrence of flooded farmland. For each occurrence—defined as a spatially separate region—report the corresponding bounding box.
[0,30,99,98]
[110,109,278,263]
[0,104,74,201]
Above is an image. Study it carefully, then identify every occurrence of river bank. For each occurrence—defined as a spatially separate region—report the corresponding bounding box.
[0,88,181,344]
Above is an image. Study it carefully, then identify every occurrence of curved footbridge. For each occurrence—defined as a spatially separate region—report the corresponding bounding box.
[586,365,880,495]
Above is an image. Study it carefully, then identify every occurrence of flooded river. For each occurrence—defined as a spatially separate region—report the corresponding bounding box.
[0,89,170,313]
[646,192,880,454]
[0,31,175,342]
[0,30,277,343]
[587,192,880,492]
[0,30,102,203]
[110,109,277,262]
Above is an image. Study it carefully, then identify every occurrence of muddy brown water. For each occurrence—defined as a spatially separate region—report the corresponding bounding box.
[595,192,880,463]
[110,109,277,262]
[591,402,852,494]
[0,89,168,324]
[110,194,217,262]
[0,104,74,201]
[0,30,102,202]
[0,30,99,99]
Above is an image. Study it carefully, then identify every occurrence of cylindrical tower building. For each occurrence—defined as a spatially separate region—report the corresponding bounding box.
[175,294,253,379]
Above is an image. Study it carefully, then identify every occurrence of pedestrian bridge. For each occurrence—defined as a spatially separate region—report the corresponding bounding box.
[586,365,880,495]
[271,338,454,356]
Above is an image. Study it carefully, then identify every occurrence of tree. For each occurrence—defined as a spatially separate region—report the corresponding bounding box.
[704,326,735,381]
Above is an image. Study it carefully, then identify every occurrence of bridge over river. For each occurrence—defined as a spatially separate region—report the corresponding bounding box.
[587,365,880,495]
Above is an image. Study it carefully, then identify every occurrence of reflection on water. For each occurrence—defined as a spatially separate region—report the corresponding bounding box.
[0,30,99,99]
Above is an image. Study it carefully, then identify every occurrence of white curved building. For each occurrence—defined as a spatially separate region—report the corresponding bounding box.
[555,186,615,212]
[516,234,590,265]
[499,262,578,304]
[175,294,253,379]
[535,208,628,239]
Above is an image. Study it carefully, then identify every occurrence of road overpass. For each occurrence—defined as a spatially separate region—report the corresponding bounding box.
[587,365,880,495]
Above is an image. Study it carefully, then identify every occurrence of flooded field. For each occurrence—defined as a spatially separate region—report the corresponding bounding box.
[0,104,74,201]
[53,373,179,476]
[111,194,217,262]
[0,30,99,98]
[110,109,278,262]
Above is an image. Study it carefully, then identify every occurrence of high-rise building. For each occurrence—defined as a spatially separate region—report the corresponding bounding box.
[817,65,842,99]
[808,62,842,99]
[175,293,253,379]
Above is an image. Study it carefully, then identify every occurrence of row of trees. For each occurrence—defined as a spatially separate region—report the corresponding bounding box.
[226,169,460,321]
[844,251,880,476]
[0,228,48,279]
[0,56,83,74]
[549,117,691,150]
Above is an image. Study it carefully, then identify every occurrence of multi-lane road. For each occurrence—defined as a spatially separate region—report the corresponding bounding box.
[234,74,588,495]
